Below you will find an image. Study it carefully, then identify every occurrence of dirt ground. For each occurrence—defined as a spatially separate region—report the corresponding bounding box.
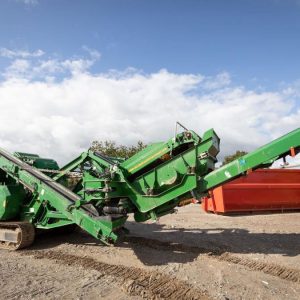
[0,205,299,300]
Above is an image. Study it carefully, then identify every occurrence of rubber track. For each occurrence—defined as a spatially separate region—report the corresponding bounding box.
[0,222,35,250]
[125,236,300,283]
[21,250,210,300]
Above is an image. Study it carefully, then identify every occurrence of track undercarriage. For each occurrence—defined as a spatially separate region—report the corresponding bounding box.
[0,222,35,250]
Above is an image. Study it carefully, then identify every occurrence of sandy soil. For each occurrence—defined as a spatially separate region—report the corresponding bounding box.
[0,205,299,299]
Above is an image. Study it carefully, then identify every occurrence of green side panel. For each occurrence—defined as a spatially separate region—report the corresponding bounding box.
[126,128,220,212]
[121,130,203,176]
[14,152,59,170]
[0,184,26,220]
[33,158,59,170]
[121,142,166,175]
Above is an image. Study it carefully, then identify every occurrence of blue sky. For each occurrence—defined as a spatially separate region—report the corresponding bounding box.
[0,0,299,163]
[1,0,300,88]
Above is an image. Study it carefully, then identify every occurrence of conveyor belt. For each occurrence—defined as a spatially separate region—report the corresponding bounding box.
[0,148,98,217]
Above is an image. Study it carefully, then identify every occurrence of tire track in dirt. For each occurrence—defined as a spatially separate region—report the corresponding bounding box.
[217,253,300,283]
[21,250,210,300]
[125,236,300,283]
[4,287,57,300]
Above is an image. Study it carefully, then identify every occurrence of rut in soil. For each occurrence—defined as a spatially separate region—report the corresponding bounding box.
[21,249,210,300]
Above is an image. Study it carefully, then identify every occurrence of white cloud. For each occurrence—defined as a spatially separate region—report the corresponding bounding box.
[0,49,299,166]
[82,46,101,60]
[61,58,94,75]
[15,0,39,5]
[0,48,44,58]
[1,48,99,80]
[4,59,31,78]
[201,71,231,90]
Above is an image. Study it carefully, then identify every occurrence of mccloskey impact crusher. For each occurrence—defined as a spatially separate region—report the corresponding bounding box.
[0,124,299,249]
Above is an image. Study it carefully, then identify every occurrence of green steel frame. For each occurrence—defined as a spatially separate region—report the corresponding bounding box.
[0,126,299,245]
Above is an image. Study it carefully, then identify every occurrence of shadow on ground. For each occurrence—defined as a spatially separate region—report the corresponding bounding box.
[27,221,300,266]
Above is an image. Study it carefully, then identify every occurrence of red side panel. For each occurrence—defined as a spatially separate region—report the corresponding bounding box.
[202,169,300,214]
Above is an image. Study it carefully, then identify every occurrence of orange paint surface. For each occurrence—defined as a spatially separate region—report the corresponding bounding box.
[202,169,300,214]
